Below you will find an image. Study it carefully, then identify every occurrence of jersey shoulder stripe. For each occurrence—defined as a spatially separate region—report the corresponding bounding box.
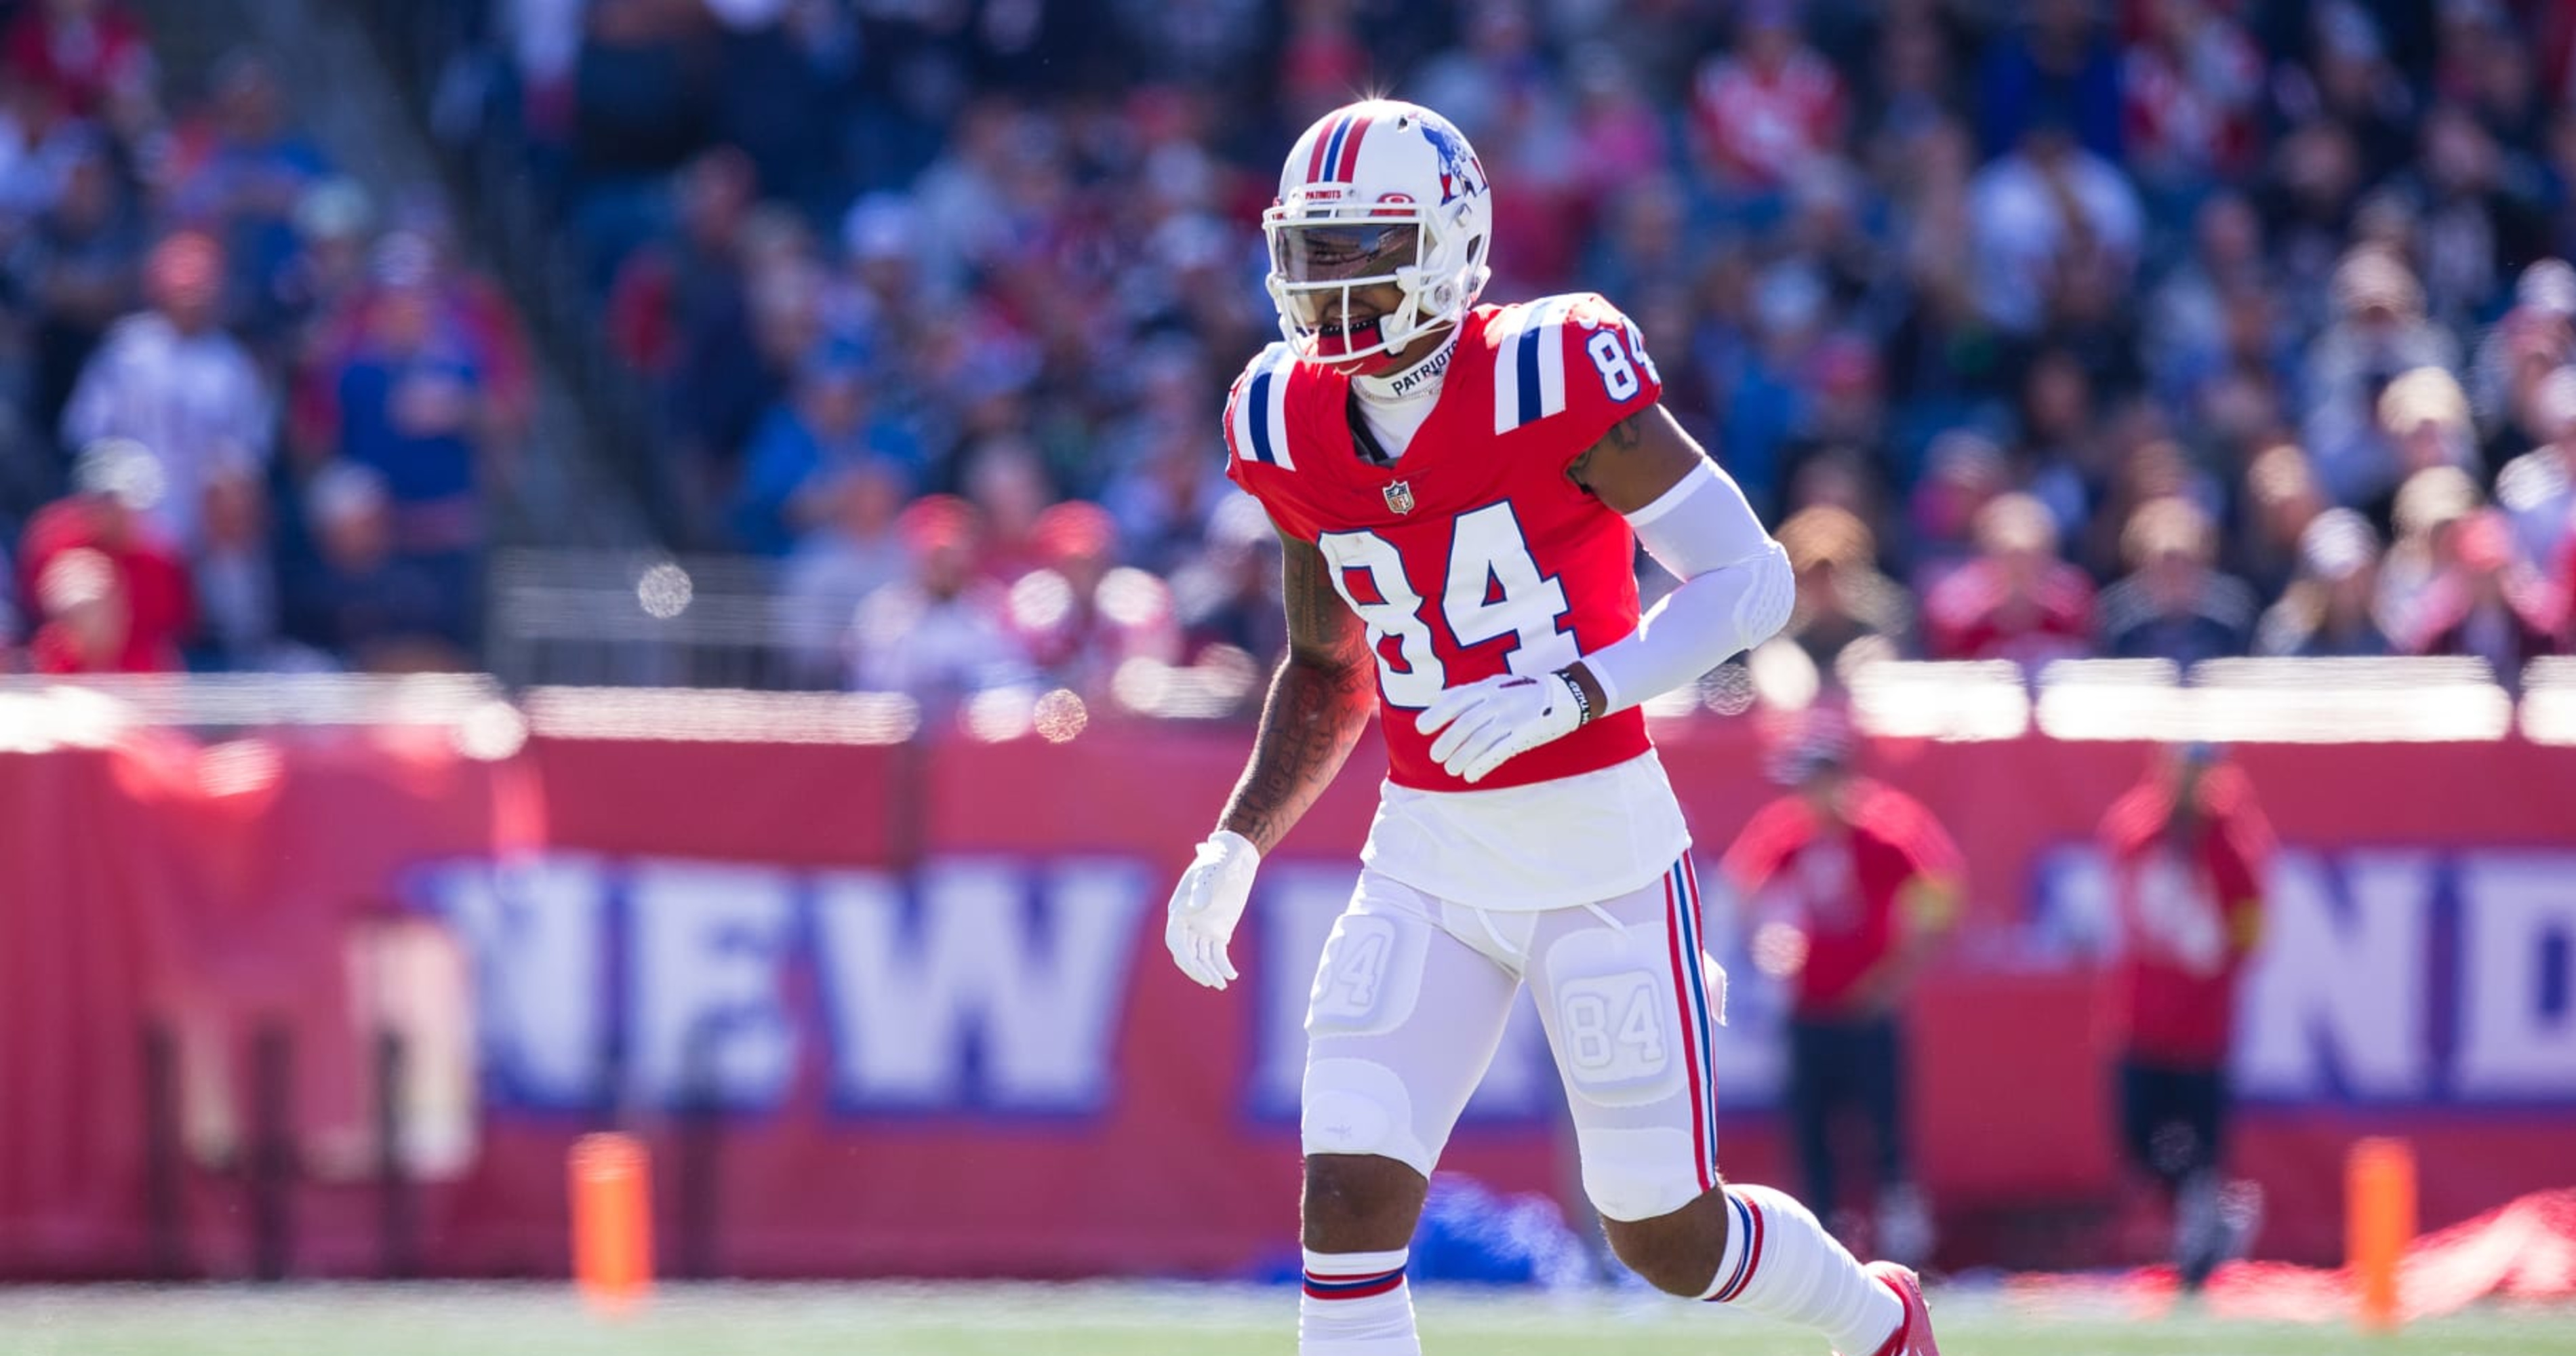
[1487,294,1582,435]
[1226,343,1299,472]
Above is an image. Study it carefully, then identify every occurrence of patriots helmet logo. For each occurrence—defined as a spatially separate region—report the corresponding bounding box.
[1418,116,1487,205]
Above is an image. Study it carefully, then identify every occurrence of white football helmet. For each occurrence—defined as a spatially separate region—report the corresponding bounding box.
[1263,99,1494,367]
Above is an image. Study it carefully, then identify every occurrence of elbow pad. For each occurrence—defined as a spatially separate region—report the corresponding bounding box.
[1584,462,1794,715]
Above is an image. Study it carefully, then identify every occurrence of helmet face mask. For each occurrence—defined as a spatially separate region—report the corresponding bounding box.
[1268,219,1423,359]
[1264,101,1492,367]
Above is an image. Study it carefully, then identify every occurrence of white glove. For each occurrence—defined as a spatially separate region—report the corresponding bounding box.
[1165,829,1261,990]
[1416,672,1584,784]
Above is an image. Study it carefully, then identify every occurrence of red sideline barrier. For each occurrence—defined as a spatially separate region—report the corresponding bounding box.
[3,716,2574,1279]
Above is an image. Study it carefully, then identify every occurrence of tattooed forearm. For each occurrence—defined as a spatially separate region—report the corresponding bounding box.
[1218,650,1374,854]
[1216,536,1377,854]
[1567,411,1647,492]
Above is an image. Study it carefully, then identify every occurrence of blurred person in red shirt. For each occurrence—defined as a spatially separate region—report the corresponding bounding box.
[1723,722,1964,1265]
[2098,742,2272,1290]
[1923,490,2096,667]
[16,438,190,672]
[2402,506,2561,685]
[1690,0,1846,200]
[28,546,128,674]
[3,0,155,130]
[1004,499,1178,700]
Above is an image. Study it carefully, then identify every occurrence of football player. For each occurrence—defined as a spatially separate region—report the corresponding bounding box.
[1163,100,1939,1355]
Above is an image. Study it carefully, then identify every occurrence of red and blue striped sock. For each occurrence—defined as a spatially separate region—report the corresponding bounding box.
[1697,1184,1901,1356]
[1300,1246,1418,1355]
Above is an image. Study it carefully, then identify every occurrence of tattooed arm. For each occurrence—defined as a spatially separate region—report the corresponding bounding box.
[1214,529,1378,854]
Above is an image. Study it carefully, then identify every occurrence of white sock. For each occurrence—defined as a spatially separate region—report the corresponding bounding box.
[1300,1246,1420,1356]
[1699,1184,1902,1356]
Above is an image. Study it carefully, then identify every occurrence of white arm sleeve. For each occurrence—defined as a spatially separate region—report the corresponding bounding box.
[1582,459,1794,715]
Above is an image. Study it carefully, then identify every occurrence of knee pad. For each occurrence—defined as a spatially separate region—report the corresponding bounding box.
[1578,1125,1703,1222]
[1302,1056,1434,1175]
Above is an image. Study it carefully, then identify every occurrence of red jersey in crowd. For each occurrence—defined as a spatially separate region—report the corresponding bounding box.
[1923,555,2097,665]
[1723,778,1964,1016]
[16,497,192,673]
[2099,763,2272,1069]
[3,3,151,121]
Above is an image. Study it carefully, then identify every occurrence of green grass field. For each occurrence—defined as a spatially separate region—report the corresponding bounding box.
[0,1282,2566,1356]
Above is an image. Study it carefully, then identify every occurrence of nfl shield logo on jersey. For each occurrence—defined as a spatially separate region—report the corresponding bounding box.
[1384,480,1415,515]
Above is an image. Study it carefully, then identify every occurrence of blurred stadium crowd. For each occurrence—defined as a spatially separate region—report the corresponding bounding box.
[0,0,529,675]
[7,0,2576,708]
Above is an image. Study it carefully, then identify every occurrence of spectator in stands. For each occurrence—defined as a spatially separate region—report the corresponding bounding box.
[1969,108,2144,339]
[2255,508,2392,658]
[16,439,188,671]
[285,460,471,672]
[730,347,922,557]
[2120,0,2264,206]
[61,231,269,556]
[1724,717,1963,1267]
[289,215,534,473]
[959,437,1055,584]
[1689,0,1846,205]
[2011,348,2112,543]
[167,49,332,346]
[2079,437,2221,582]
[334,244,489,570]
[773,458,911,688]
[2367,365,2482,532]
[3,0,156,135]
[2469,260,2576,460]
[2299,250,2460,506]
[2394,103,2550,334]
[2401,508,2560,684]
[9,127,140,454]
[2144,194,2268,415]
[850,494,1028,706]
[1904,430,2009,598]
[1006,500,1179,700]
[2097,741,2272,1292]
[1925,491,2095,668]
[2494,366,2576,572]
[1777,503,1913,685]
[1976,0,2122,161]
[2377,464,2484,645]
[192,466,278,669]
[2099,497,2259,666]
[2231,441,2329,603]
[605,145,765,480]
[27,545,127,673]
[704,0,857,219]
[569,0,712,261]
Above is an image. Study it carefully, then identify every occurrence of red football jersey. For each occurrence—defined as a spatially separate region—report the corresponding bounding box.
[1721,780,1963,1016]
[2099,767,2273,1069]
[1223,293,1664,792]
